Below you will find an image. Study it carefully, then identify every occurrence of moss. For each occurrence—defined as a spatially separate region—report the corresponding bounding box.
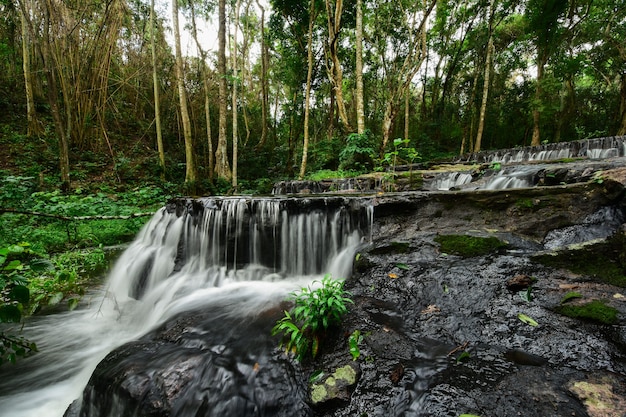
[560,291,583,304]
[434,234,507,258]
[310,385,328,403]
[334,365,357,385]
[533,238,626,288]
[555,300,619,325]
[515,198,535,209]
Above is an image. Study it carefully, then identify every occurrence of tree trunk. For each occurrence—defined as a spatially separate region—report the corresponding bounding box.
[355,0,365,135]
[19,5,41,137]
[531,55,546,147]
[150,0,165,178]
[474,0,495,154]
[188,1,213,181]
[172,0,196,184]
[231,0,241,191]
[404,89,409,140]
[618,73,626,135]
[325,0,353,133]
[256,0,269,148]
[299,0,316,180]
[215,0,232,181]
[40,1,70,189]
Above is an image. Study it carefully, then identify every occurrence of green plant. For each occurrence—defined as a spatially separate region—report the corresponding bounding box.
[339,131,377,173]
[349,329,363,360]
[560,291,583,304]
[381,138,421,176]
[0,243,39,365]
[272,274,353,361]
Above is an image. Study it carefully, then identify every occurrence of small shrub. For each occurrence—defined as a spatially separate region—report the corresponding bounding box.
[272,274,353,361]
[339,131,377,173]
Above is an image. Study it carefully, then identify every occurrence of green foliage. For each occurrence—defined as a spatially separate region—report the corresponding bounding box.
[305,169,361,181]
[434,235,507,257]
[560,291,583,304]
[348,329,363,361]
[0,243,39,365]
[272,274,353,361]
[339,131,377,173]
[555,300,618,325]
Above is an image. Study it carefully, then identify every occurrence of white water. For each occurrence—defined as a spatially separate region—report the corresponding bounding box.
[0,197,370,417]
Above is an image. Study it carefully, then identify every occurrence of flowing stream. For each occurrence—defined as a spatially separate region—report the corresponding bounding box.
[0,197,372,417]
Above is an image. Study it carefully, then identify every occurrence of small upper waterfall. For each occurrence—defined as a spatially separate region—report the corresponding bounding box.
[0,196,372,417]
[469,135,626,164]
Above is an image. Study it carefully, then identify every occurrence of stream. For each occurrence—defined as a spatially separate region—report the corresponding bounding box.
[0,198,370,417]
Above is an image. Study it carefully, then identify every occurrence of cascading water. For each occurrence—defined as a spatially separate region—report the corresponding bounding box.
[0,196,372,417]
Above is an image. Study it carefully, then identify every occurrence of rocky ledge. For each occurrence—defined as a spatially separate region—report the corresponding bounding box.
[68,174,626,417]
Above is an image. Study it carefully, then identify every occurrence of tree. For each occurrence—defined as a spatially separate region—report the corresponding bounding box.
[474,0,495,153]
[298,0,317,179]
[151,0,165,177]
[215,0,232,181]
[172,0,196,184]
[324,0,353,133]
[526,0,569,146]
[355,0,365,135]
[18,1,40,137]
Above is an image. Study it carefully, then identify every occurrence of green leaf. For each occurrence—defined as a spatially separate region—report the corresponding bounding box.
[48,292,64,305]
[9,285,30,304]
[518,313,538,327]
[3,260,22,272]
[396,263,410,270]
[7,245,25,255]
[0,305,22,323]
[459,414,482,417]
[30,259,55,273]
[68,298,79,311]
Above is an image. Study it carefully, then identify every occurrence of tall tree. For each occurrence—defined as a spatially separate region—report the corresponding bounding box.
[172,0,196,184]
[232,0,242,190]
[187,0,214,180]
[373,0,437,151]
[18,1,40,137]
[299,0,317,179]
[526,0,569,146]
[215,0,232,180]
[355,0,365,134]
[151,0,165,177]
[325,0,353,132]
[474,0,495,153]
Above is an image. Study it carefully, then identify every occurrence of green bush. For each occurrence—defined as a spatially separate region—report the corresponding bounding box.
[339,131,377,173]
[272,274,353,361]
[0,243,40,365]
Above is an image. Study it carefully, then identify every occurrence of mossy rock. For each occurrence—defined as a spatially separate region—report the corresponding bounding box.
[532,235,626,288]
[434,234,507,258]
[310,362,361,410]
[554,300,619,325]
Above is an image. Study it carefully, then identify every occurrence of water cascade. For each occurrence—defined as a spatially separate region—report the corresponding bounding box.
[0,197,372,417]
[468,135,626,164]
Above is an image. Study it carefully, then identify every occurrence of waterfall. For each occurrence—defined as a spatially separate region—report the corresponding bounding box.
[426,171,474,190]
[0,196,371,417]
[470,135,626,164]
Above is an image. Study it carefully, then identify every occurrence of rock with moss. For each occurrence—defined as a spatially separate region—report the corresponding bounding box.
[310,362,360,410]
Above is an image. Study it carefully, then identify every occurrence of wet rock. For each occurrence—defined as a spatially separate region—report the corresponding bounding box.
[506,274,535,292]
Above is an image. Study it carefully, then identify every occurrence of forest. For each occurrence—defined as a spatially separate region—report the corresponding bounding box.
[0,0,624,194]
